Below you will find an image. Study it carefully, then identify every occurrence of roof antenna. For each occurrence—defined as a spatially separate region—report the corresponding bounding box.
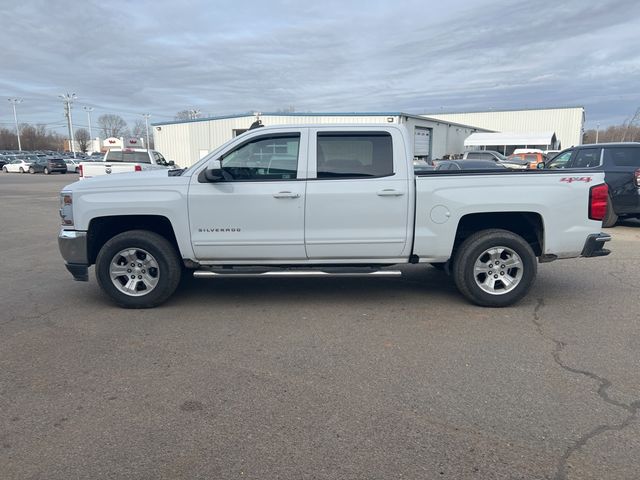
[249,111,264,130]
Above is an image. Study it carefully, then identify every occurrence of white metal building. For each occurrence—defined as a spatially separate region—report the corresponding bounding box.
[464,132,559,154]
[423,107,585,150]
[152,113,486,167]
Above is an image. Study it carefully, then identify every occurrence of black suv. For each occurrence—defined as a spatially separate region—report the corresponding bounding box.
[545,143,640,227]
[29,157,67,175]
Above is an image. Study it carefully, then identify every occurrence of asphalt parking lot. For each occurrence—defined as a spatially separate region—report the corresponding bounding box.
[1,173,639,480]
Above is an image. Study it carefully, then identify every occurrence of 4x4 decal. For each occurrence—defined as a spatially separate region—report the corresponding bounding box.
[560,176,592,183]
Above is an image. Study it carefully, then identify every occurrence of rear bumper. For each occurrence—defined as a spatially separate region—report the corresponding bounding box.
[581,233,612,257]
[58,229,89,281]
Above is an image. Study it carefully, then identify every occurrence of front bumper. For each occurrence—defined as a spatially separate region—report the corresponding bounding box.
[581,233,612,257]
[58,229,89,281]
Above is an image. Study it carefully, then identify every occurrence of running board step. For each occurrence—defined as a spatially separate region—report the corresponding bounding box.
[193,270,402,278]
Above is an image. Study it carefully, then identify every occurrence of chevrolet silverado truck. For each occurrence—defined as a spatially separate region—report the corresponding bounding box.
[58,124,611,308]
[79,148,175,180]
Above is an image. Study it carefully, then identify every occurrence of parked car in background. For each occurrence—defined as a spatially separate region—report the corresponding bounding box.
[65,159,81,173]
[502,152,546,170]
[79,148,174,179]
[0,154,10,168]
[542,142,640,227]
[28,158,48,174]
[436,159,508,171]
[28,157,67,174]
[43,157,67,174]
[462,150,507,162]
[3,158,33,173]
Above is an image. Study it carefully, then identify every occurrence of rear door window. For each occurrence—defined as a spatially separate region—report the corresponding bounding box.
[316,132,393,179]
[571,148,601,168]
[604,147,640,167]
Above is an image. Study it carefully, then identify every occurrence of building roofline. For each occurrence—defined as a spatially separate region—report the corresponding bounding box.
[151,111,454,127]
[423,106,585,115]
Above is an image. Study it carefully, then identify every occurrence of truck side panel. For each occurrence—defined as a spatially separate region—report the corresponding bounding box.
[412,172,606,261]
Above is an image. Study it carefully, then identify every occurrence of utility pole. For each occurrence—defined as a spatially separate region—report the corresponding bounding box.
[141,113,151,150]
[59,93,77,157]
[621,107,640,142]
[595,123,599,144]
[8,98,23,151]
[83,106,94,151]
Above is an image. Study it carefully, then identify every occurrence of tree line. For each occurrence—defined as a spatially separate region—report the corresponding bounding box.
[583,124,640,144]
[0,114,153,151]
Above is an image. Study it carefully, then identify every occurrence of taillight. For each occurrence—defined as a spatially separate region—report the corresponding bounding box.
[634,168,640,187]
[134,165,142,172]
[589,183,608,221]
[78,164,83,178]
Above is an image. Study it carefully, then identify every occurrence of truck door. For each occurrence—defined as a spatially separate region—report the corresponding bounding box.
[189,130,308,260]
[304,128,411,259]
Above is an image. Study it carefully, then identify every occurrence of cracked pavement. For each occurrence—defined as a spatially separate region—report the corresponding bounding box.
[1,174,639,479]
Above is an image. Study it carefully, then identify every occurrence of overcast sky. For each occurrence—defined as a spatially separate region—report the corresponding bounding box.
[1,0,639,134]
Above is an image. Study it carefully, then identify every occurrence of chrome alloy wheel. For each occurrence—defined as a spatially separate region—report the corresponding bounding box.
[109,248,160,296]
[473,246,523,295]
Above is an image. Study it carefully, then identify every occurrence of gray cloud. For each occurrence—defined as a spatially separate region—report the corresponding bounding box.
[1,0,639,132]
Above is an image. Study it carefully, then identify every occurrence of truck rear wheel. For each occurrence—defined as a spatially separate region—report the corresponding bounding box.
[602,196,618,228]
[96,230,182,308]
[452,229,537,307]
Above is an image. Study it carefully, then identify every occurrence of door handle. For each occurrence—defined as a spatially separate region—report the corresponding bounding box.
[377,189,404,197]
[273,191,300,199]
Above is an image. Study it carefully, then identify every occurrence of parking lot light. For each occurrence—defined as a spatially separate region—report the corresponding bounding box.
[8,97,23,151]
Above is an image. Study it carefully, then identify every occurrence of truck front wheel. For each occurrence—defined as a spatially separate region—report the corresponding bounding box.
[95,230,182,308]
[452,229,537,307]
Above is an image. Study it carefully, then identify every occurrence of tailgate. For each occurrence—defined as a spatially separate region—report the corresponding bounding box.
[80,162,137,179]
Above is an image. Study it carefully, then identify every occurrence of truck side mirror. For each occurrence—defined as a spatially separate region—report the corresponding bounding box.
[167,160,175,166]
[203,159,224,182]
[536,162,545,169]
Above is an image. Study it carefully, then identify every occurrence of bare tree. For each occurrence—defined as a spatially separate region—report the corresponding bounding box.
[131,119,145,139]
[584,124,640,144]
[175,109,201,120]
[97,114,128,138]
[75,128,91,152]
[0,124,65,150]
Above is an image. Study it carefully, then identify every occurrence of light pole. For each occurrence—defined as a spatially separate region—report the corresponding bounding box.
[59,93,77,157]
[595,123,600,144]
[8,98,23,151]
[83,106,94,151]
[140,113,151,150]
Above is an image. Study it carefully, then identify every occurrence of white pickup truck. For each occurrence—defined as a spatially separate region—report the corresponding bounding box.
[58,124,611,308]
[79,148,175,179]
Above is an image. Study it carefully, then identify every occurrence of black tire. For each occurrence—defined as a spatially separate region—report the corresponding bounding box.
[19,167,24,173]
[29,167,35,174]
[44,167,50,175]
[1,166,6,173]
[96,230,182,308]
[452,229,537,308]
[602,196,618,228]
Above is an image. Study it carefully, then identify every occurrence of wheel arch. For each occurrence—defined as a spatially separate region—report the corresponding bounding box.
[453,212,544,257]
[87,215,180,265]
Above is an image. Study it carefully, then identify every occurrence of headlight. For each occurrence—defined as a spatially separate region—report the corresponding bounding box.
[59,192,74,226]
